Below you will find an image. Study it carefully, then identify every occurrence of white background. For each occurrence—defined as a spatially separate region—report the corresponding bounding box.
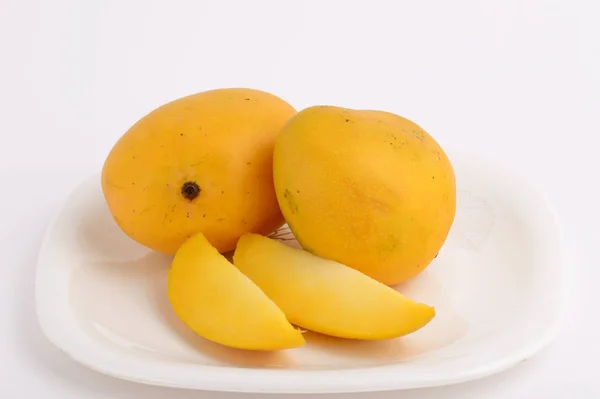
[1,0,599,398]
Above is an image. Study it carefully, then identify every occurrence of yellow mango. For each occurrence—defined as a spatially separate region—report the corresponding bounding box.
[273,106,456,285]
[233,233,435,340]
[102,88,296,255]
[168,232,305,350]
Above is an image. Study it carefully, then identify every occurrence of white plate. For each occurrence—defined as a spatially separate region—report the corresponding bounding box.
[35,151,568,394]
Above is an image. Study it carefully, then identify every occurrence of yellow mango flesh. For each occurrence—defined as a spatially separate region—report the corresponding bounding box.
[167,232,305,351]
[233,233,435,340]
[102,88,296,255]
[273,106,456,285]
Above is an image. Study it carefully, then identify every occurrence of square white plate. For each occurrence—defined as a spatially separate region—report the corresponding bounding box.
[35,151,568,394]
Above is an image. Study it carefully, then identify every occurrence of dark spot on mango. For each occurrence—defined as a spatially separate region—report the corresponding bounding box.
[283,189,299,214]
[181,181,201,201]
[412,129,425,141]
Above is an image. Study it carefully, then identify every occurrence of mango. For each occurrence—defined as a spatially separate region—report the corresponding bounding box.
[233,233,436,340]
[102,88,296,254]
[168,232,305,350]
[273,106,456,285]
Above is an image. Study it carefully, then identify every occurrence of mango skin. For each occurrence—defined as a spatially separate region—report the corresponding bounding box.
[102,88,296,254]
[233,233,435,340]
[273,106,456,285]
[168,232,305,351]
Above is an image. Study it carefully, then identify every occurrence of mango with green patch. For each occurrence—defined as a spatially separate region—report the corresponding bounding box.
[273,106,456,285]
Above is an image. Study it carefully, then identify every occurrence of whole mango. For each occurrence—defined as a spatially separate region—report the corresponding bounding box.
[273,106,456,285]
[102,88,296,254]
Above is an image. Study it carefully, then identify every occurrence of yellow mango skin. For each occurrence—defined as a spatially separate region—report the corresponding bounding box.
[168,232,305,351]
[273,106,456,285]
[233,233,435,340]
[102,88,296,255]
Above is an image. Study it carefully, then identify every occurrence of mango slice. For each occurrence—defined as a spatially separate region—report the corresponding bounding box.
[233,233,436,340]
[167,232,305,350]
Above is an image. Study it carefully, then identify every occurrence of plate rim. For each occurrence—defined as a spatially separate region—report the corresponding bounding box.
[35,150,571,393]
